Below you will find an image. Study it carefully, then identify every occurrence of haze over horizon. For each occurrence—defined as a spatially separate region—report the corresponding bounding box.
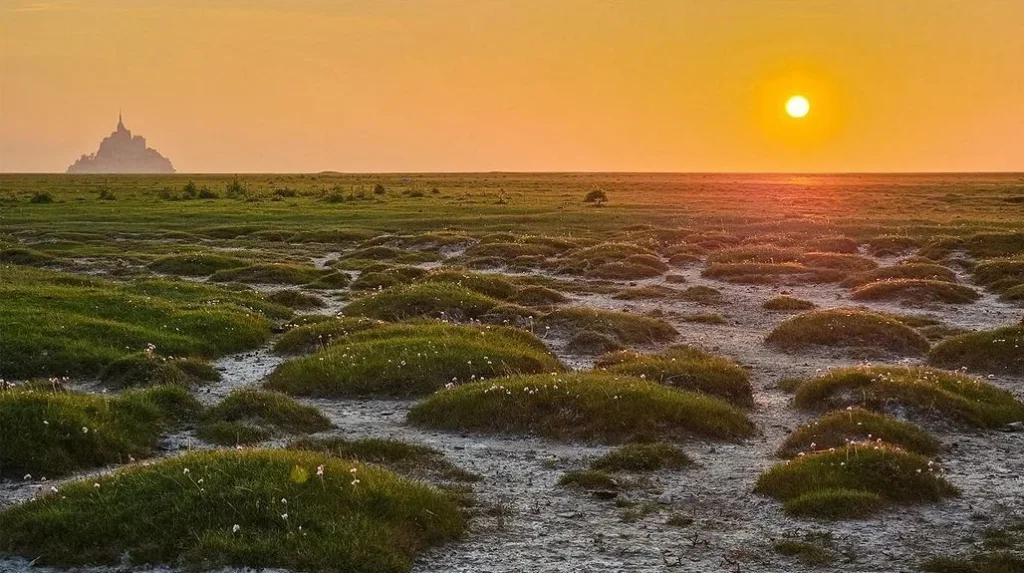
[2,0,1023,174]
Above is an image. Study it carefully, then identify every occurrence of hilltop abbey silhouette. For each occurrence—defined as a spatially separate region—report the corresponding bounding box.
[67,113,175,173]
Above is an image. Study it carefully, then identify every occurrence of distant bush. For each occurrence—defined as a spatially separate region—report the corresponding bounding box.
[181,180,198,198]
[97,188,116,201]
[584,189,608,205]
[29,192,53,204]
[197,187,218,199]
[225,177,247,199]
[374,183,387,195]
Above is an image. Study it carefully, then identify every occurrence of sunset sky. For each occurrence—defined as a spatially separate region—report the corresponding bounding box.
[2,0,1022,173]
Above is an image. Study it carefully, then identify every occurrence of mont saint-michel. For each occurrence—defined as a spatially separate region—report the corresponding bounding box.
[67,114,175,173]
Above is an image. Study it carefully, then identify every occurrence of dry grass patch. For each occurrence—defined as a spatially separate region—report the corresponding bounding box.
[763,296,816,311]
[541,307,678,345]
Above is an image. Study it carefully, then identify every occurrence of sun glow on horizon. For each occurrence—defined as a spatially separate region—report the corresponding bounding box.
[786,95,810,118]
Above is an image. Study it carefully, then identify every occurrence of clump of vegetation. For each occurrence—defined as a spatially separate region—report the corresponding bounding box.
[679,285,724,304]
[776,408,940,458]
[289,437,479,483]
[850,279,980,304]
[266,322,562,397]
[0,384,200,478]
[338,246,438,264]
[511,285,567,306]
[273,317,384,355]
[866,235,921,257]
[929,324,1024,375]
[552,243,665,279]
[419,269,519,299]
[100,352,220,388]
[773,531,839,565]
[343,282,507,321]
[613,284,682,300]
[0,247,61,267]
[801,252,878,272]
[763,295,816,311]
[566,330,625,355]
[597,346,753,406]
[349,264,427,289]
[590,443,693,472]
[707,245,802,264]
[407,372,755,443]
[211,263,349,289]
[29,191,54,204]
[266,289,325,310]
[149,253,248,276]
[804,236,860,254]
[541,307,677,345]
[0,449,464,573]
[791,365,1024,428]
[923,552,1024,573]
[765,308,931,356]
[841,263,956,287]
[972,258,1024,296]
[584,189,608,205]
[196,389,332,446]
[680,312,727,324]
[558,470,622,490]
[0,267,277,380]
[755,444,957,519]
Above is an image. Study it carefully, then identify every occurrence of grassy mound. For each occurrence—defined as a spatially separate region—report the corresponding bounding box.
[596,346,753,407]
[419,269,518,300]
[342,283,506,321]
[679,285,724,304]
[273,317,385,355]
[541,307,678,345]
[800,252,878,272]
[972,258,1024,295]
[558,470,623,491]
[197,389,332,446]
[792,366,1024,428]
[290,437,480,483]
[0,449,464,573]
[566,330,625,355]
[266,289,325,310]
[511,285,568,306]
[841,263,956,287]
[100,352,220,388]
[266,322,562,397]
[776,408,940,458]
[338,246,439,264]
[349,264,427,290]
[149,253,248,276]
[211,263,349,289]
[707,245,802,264]
[0,266,278,380]
[765,308,930,356]
[850,279,980,304]
[929,324,1024,375]
[0,384,200,477]
[407,372,755,443]
[755,444,957,518]
[804,236,859,254]
[866,235,921,257]
[923,553,1024,573]
[0,248,62,267]
[763,296,816,311]
[702,262,832,284]
[591,443,693,472]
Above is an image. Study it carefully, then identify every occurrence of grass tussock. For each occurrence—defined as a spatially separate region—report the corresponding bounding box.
[349,264,427,290]
[850,279,980,304]
[597,346,753,407]
[211,263,349,289]
[266,289,325,310]
[763,296,816,311]
[148,253,248,276]
[540,307,678,345]
[407,372,755,443]
[765,308,930,356]
[841,263,956,287]
[679,285,724,304]
[342,282,507,322]
[0,266,277,380]
[100,352,220,388]
[273,317,385,355]
[801,252,879,272]
[755,444,957,519]
[972,258,1024,295]
[289,437,479,483]
[929,324,1024,375]
[0,247,62,267]
[792,365,1024,428]
[0,384,200,477]
[591,443,693,472]
[196,389,332,445]
[777,408,940,458]
[558,470,623,491]
[702,262,830,284]
[707,245,802,264]
[0,449,464,573]
[266,322,562,397]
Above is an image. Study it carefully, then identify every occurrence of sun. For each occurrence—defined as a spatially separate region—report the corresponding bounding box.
[786,95,810,118]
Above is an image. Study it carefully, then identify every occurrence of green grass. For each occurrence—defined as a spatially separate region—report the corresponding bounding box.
[349,264,427,290]
[266,322,563,397]
[558,470,624,491]
[755,444,957,519]
[196,389,333,445]
[707,245,802,264]
[211,263,350,289]
[703,262,836,284]
[566,330,625,355]
[0,266,279,379]
[407,372,755,443]
[0,384,200,477]
[289,437,480,483]
[765,307,931,356]
[597,345,753,406]
[850,279,980,304]
[800,252,879,272]
[841,263,957,287]
[0,449,465,573]
[773,533,838,565]
[922,552,1024,573]
[100,352,221,388]
[0,247,63,267]
[266,289,326,310]
[273,317,385,355]
[763,295,816,311]
[972,258,1024,296]
[590,443,693,472]
[338,246,439,264]
[792,366,1024,428]
[540,307,678,344]
[342,282,506,321]
[680,312,728,324]
[777,408,940,458]
[678,285,724,304]
[929,324,1024,375]
[148,252,248,276]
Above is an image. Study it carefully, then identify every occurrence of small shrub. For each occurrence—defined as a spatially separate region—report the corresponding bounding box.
[763,296,816,311]
[29,192,54,204]
[407,372,756,443]
[792,365,1024,428]
[928,324,1024,375]
[584,189,608,204]
[777,408,940,458]
[373,183,386,195]
[591,443,693,472]
[765,308,930,356]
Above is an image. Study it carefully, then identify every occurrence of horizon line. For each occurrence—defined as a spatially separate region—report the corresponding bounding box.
[2,170,1024,176]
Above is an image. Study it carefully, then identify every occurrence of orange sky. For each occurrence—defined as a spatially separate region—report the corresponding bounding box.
[2,0,1022,173]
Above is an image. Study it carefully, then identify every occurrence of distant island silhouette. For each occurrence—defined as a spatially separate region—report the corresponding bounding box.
[67,113,175,173]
